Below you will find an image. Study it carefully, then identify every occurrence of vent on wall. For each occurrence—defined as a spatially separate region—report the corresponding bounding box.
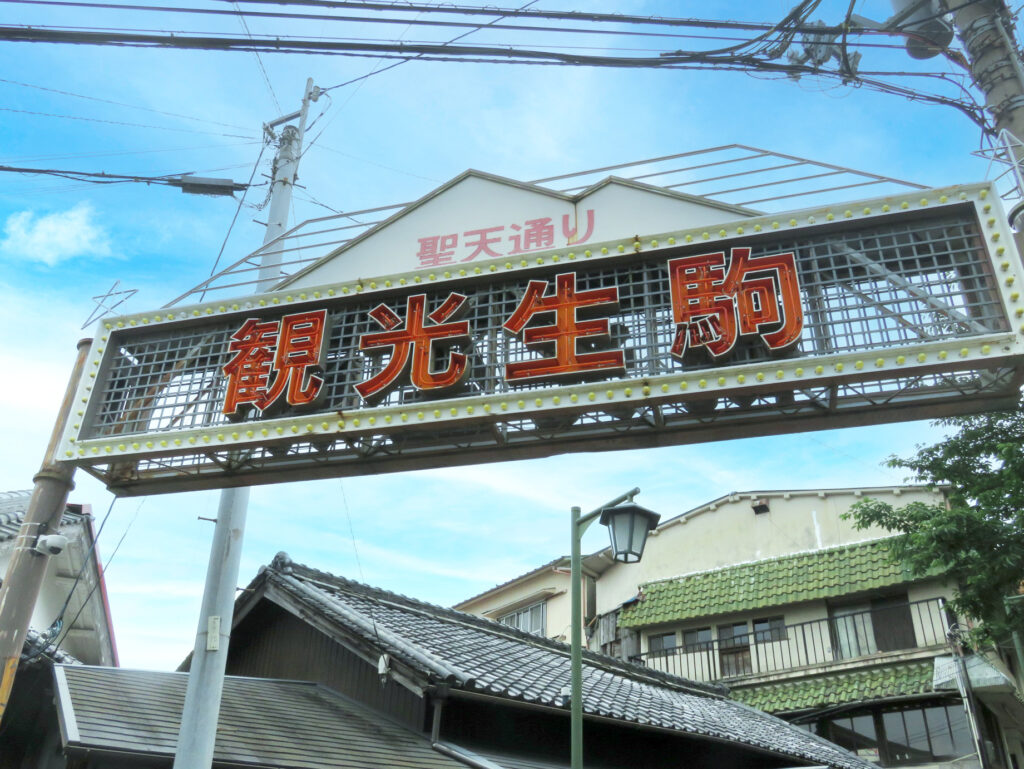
[751,498,770,515]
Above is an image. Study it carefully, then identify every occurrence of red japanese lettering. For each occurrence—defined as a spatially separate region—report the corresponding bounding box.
[416,234,459,267]
[508,217,554,254]
[562,209,595,245]
[503,272,624,382]
[462,226,503,260]
[222,310,329,417]
[667,247,802,360]
[356,293,471,400]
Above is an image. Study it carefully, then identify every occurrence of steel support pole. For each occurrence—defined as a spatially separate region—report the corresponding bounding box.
[569,505,584,769]
[171,486,248,769]
[172,78,316,769]
[0,338,89,723]
[569,487,639,769]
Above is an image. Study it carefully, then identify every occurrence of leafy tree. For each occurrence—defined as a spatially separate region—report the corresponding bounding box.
[846,404,1024,647]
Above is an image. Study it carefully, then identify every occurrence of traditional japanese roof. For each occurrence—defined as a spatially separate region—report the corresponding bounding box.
[730,661,939,715]
[0,490,87,543]
[249,554,871,769]
[55,666,469,769]
[619,538,920,627]
[453,555,568,610]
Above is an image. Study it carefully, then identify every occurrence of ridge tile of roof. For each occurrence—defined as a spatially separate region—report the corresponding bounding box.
[256,553,873,769]
[730,661,937,714]
[0,491,87,543]
[619,538,918,628]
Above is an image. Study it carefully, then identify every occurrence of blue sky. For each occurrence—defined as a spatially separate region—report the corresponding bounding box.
[0,0,1011,668]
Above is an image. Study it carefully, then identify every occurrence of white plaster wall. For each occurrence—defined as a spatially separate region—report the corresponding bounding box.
[595,487,944,616]
[287,175,749,288]
[456,567,575,641]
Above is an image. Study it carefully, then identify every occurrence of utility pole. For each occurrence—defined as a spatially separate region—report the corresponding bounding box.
[0,339,89,723]
[172,77,318,769]
[951,1,1024,151]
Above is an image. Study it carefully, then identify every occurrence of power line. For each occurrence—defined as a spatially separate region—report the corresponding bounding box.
[0,139,260,164]
[0,76,253,131]
[0,163,251,190]
[201,141,268,300]
[0,0,940,50]
[231,0,281,112]
[0,104,257,138]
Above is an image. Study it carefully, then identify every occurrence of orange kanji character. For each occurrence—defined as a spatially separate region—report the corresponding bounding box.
[223,318,279,416]
[221,310,329,417]
[262,310,329,409]
[667,247,802,360]
[503,272,624,383]
[356,292,471,400]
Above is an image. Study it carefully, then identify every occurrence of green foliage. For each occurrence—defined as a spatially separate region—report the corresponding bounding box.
[846,404,1024,647]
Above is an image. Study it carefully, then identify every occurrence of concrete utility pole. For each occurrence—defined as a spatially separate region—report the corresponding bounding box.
[0,339,89,723]
[172,77,318,769]
[952,2,1024,159]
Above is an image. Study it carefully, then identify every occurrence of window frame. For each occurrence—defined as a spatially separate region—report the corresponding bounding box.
[753,615,788,643]
[648,631,678,654]
[498,600,546,636]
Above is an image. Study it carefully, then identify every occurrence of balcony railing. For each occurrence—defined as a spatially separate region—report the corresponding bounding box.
[629,597,949,683]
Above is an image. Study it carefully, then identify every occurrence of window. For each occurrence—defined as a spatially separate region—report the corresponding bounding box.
[499,601,545,636]
[753,616,787,643]
[683,627,712,653]
[648,632,677,654]
[830,593,916,660]
[811,700,974,765]
[718,622,752,677]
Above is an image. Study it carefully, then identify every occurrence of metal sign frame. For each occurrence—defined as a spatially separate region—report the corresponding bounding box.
[61,182,1024,495]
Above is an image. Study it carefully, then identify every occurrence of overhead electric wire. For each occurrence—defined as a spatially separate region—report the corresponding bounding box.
[0,139,260,164]
[50,498,146,659]
[201,140,267,300]
[231,0,281,112]
[0,0,991,135]
[0,76,253,131]
[0,104,257,138]
[0,0,947,48]
[0,162,254,189]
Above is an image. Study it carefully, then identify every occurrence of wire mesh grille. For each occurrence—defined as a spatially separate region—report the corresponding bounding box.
[85,207,1005,442]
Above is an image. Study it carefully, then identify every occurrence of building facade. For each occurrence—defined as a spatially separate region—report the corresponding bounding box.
[456,486,1024,769]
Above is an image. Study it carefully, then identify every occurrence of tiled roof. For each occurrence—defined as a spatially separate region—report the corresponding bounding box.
[57,666,469,769]
[454,556,567,609]
[257,554,872,769]
[619,538,916,627]
[731,661,937,714]
[0,490,86,543]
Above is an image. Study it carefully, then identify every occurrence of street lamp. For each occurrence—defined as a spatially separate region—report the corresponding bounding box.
[570,488,660,769]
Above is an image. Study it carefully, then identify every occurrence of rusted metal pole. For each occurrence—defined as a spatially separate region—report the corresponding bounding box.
[0,337,89,724]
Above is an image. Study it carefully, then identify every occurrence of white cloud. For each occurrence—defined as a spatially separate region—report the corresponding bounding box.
[0,203,111,266]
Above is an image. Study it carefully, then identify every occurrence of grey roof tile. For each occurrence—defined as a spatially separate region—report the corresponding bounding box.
[0,490,87,543]
[57,666,469,769]
[258,554,872,769]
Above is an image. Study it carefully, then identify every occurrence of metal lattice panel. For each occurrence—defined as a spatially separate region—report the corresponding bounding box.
[86,206,1002,442]
[63,185,1024,495]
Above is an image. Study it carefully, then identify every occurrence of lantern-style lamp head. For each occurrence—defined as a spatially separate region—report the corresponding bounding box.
[599,502,660,563]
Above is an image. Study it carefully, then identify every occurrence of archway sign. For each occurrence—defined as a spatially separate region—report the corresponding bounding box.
[60,176,1024,496]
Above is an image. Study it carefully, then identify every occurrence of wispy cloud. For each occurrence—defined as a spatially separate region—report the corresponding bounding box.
[0,202,111,266]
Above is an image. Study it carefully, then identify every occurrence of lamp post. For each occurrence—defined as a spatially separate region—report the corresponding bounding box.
[570,488,660,769]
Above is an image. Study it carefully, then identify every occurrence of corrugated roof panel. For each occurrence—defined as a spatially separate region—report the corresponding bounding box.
[58,666,467,769]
